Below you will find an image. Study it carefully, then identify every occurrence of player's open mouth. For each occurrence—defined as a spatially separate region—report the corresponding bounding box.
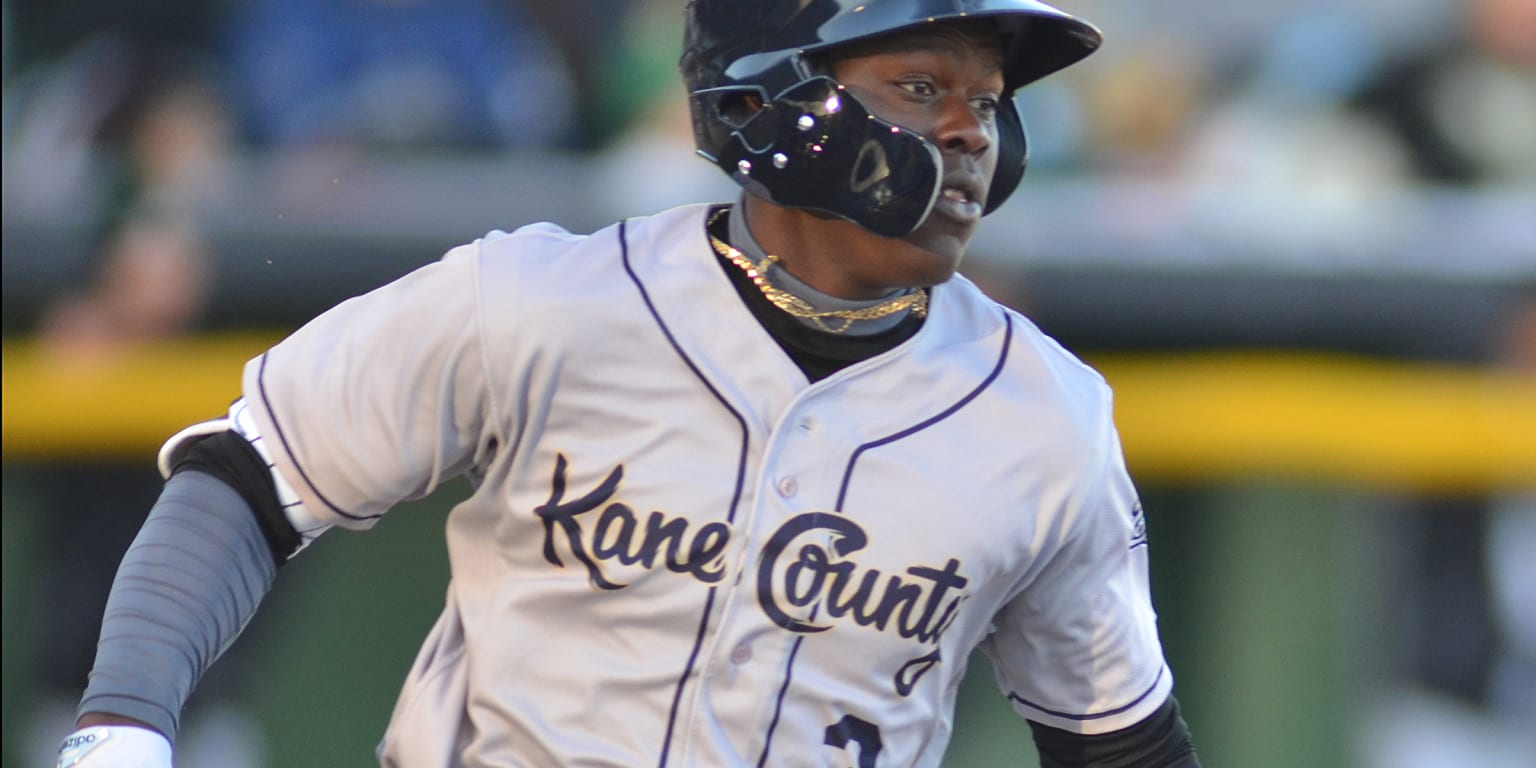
[933,185,983,224]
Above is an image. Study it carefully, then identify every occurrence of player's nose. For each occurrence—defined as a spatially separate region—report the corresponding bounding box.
[932,96,992,157]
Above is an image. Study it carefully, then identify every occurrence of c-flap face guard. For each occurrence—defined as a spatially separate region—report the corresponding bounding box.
[697,77,942,237]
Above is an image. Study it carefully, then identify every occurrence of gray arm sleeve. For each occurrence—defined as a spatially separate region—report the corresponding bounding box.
[76,470,277,741]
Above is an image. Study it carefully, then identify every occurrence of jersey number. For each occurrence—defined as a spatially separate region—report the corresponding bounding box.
[824,714,883,767]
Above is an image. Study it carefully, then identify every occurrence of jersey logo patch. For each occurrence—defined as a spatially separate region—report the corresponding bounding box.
[535,454,969,695]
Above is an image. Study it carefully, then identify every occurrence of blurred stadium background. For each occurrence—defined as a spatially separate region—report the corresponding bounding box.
[2,0,1533,766]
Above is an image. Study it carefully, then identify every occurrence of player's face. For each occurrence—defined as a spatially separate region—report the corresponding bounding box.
[745,24,1007,300]
[828,25,1006,277]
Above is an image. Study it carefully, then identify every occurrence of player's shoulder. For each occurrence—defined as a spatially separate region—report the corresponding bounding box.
[445,204,718,328]
[940,278,1111,399]
[956,287,1114,430]
[463,204,711,278]
[468,219,593,266]
[1004,305,1111,394]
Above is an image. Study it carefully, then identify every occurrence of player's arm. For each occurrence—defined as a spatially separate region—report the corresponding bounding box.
[1028,694,1198,767]
[61,237,494,766]
[58,421,311,767]
[984,395,1200,767]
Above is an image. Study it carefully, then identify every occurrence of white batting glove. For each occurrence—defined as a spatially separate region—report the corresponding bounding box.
[57,726,172,768]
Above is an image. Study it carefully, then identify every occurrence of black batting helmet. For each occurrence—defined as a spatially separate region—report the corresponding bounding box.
[681,0,1102,237]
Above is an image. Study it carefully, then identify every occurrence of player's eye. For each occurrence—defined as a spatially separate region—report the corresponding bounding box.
[971,96,1000,121]
[896,80,936,98]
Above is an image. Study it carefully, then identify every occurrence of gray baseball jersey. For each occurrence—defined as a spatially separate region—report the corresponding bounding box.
[237,203,1172,767]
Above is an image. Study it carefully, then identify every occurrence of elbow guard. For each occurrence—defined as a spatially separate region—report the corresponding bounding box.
[157,399,331,563]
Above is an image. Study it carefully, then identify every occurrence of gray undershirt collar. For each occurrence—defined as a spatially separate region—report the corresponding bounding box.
[727,200,918,336]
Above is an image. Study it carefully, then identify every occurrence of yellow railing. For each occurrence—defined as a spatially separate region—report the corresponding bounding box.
[1102,352,1534,491]
[3,333,279,460]
[4,335,1533,491]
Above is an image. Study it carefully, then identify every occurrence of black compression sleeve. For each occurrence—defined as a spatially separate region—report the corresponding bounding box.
[174,430,302,565]
[1029,695,1200,768]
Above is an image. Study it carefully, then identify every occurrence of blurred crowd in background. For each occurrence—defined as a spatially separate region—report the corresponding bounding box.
[1,0,1532,766]
[3,0,1534,226]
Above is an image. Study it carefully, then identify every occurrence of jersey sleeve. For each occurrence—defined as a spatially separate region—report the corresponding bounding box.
[239,241,500,528]
[979,410,1174,735]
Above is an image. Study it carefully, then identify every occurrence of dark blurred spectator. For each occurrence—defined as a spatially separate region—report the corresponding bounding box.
[221,0,577,150]
[3,36,233,224]
[1351,0,1536,184]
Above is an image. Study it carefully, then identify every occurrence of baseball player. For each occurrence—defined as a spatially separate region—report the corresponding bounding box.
[59,1,1199,766]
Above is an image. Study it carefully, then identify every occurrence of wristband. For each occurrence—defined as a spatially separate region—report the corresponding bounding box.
[57,726,172,768]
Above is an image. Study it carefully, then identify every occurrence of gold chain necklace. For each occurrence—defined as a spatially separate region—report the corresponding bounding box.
[705,211,927,335]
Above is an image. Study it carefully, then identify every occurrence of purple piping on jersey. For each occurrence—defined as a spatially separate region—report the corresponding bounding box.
[834,313,1014,511]
[255,353,379,520]
[619,219,752,767]
[1009,666,1166,721]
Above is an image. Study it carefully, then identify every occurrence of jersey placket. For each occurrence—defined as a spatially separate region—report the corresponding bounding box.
[678,396,846,766]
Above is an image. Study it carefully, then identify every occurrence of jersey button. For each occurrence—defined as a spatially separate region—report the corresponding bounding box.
[730,644,753,664]
[777,476,798,497]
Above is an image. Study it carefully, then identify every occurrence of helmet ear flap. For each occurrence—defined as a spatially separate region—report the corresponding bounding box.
[983,97,1028,215]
